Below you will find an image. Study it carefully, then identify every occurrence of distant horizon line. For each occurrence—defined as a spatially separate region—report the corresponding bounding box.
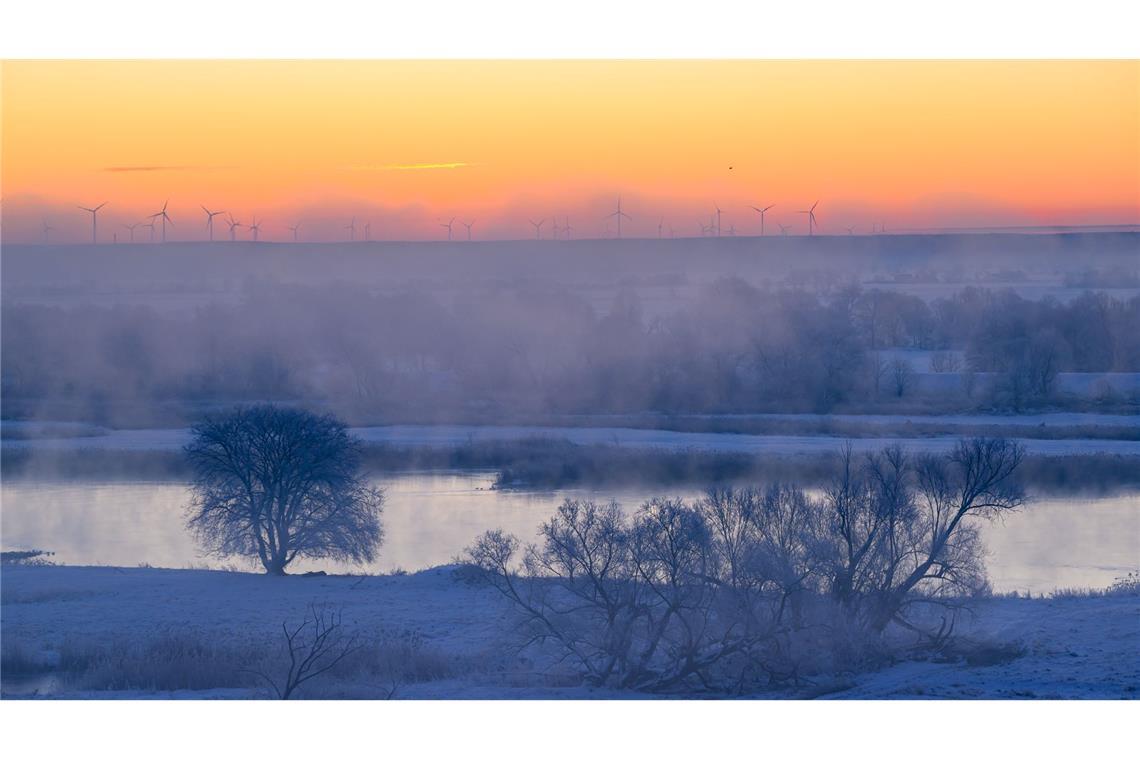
[7,222,1139,247]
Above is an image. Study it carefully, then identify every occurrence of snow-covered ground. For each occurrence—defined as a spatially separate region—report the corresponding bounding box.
[2,565,1136,699]
[3,422,1139,456]
[628,411,1140,428]
[833,595,1140,699]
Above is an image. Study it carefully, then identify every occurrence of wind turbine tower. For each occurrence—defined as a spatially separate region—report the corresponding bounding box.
[750,204,775,236]
[606,197,631,239]
[150,200,174,243]
[77,202,107,244]
[529,218,545,240]
[225,214,243,242]
[463,220,475,241]
[201,205,225,241]
[797,201,820,236]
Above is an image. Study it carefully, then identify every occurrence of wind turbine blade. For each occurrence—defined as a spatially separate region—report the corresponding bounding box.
[764,204,775,212]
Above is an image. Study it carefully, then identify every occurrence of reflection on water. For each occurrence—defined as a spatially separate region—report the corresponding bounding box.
[1,473,1137,593]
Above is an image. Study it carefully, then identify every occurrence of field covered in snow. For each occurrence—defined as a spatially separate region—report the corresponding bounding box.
[2,565,1136,700]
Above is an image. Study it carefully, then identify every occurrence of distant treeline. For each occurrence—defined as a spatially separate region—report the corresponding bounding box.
[3,280,1138,421]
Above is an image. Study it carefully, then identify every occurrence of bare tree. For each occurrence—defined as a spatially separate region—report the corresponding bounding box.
[247,605,362,699]
[890,358,914,397]
[185,405,384,575]
[820,439,1025,634]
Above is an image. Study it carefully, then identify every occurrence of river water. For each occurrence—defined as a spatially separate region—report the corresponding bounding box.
[2,472,1137,594]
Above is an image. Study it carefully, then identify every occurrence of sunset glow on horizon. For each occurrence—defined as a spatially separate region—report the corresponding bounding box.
[2,60,1137,242]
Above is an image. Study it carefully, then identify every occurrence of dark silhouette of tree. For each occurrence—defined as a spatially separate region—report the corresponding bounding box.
[246,605,362,699]
[185,405,383,575]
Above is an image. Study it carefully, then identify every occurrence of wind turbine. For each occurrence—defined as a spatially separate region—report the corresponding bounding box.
[364,221,372,242]
[551,217,560,240]
[345,217,356,242]
[797,201,820,236]
[77,202,107,244]
[143,219,157,242]
[778,223,791,237]
[248,217,262,242]
[463,220,475,241]
[201,205,225,242]
[149,200,174,243]
[123,222,139,243]
[657,217,664,238]
[41,219,54,243]
[440,217,455,241]
[529,218,545,240]
[713,203,723,237]
[563,216,572,240]
[845,225,856,236]
[287,223,301,242]
[749,204,775,236]
[225,214,242,242]
[605,197,631,239]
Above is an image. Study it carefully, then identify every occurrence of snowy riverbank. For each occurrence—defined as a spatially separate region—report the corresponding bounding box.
[2,565,1136,699]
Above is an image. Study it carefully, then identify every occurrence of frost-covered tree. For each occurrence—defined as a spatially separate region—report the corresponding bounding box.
[185,405,384,575]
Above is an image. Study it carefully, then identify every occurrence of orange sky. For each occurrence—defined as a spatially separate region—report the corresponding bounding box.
[2,60,1137,242]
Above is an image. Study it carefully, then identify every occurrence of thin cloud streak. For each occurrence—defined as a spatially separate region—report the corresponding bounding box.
[349,162,475,171]
[101,166,231,173]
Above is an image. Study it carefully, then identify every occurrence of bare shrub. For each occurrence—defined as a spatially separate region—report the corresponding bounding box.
[889,358,913,397]
[467,438,1027,693]
[245,605,362,699]
[58,631,267,692]
[1,639,55,677]
[930,351,961,373]
[468,500,766,692]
